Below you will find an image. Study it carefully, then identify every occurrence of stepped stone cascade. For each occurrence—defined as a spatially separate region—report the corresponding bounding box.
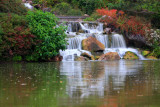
[60,21,145,61]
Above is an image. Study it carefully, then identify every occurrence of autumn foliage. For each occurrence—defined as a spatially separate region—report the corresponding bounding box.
[2,26,37,57]
[96,7,151,36]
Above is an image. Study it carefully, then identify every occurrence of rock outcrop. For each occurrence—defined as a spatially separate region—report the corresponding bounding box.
[81,52,95,60]
[141,50,150,56]
[146,56,157,60]
[82,36,105,52]
[98,52,120,61]
[123,51,139,60]
[75,56,89,61]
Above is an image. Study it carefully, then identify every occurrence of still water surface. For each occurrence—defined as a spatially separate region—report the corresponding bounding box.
[0,60,160,107]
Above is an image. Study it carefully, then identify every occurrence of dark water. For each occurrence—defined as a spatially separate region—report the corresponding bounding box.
[0,60,160,107]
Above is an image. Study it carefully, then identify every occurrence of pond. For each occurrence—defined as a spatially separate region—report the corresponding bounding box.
[0,60,160,107]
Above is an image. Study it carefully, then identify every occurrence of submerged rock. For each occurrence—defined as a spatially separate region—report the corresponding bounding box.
[82,36,105,52]
[98,52,120,61]
[123,51,139,60]
[81,52,95,60]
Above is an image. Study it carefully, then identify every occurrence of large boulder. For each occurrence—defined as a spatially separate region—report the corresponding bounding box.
[82,36,105,52]
[98,52,120,61]
[123,51,139,60]
[81,52,95,60]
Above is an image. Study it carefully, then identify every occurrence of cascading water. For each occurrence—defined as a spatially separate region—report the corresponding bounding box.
[60,21,145,61]
[67,36,86,50]
[23,3,33,9]
[111,34,126,48]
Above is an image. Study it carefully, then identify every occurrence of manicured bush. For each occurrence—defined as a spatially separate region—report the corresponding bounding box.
[26,10,67,61]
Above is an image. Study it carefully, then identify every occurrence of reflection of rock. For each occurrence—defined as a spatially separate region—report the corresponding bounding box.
[81,52,95,60]
[123,51,139,60]
[98,52,120,61]
[82,36,105,52]
[95,56,100,60]
[75,56,89,61]
[146,56,157,60]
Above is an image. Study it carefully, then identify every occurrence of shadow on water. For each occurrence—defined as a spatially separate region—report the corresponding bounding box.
[0,60,160,107]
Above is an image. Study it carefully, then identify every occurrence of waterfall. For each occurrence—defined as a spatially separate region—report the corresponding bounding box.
[79,22,103,34]
[60,21,145,61]
[95,34,108,48]
[67,36,86,50]
[67,23,72,32]
[23,3,33,9]
[111,34,126,48]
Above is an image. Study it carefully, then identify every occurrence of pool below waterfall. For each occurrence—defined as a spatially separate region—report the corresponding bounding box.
[0,60,160,106]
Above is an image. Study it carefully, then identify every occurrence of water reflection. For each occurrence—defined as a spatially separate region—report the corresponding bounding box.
[0,60,160,107]
[60,60,143,98]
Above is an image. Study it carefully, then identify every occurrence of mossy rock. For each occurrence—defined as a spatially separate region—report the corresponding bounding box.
[75,56,89,61]
[141,50,150,56]
[146,56,157,60]
[95,56,100,60]
[98,52,120,61]
[123,51,139,60]
[78,30,85,33]
[81,52,95,60]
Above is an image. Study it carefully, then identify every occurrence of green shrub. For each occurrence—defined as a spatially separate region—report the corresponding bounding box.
[12,55,22,61]
[151,14,160,28]
[0,13,36,60]
[83,17,95,21]
[0,0,28,15]
[0,13,26,34]
[0,25,3,57]
[90,12,101,20]
[27,10,67,61]
[71,0,105,15]
[67,9,83,16]
[52,2,71,15]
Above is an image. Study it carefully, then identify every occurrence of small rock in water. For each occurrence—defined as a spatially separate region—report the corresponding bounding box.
[21,83,27,86]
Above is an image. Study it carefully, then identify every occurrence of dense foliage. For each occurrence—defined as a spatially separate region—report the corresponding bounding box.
[0,13,35,60]
[26,10,67,61]
[52,2,83,16]
[0,0,28,15]
[97,8,151,36]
